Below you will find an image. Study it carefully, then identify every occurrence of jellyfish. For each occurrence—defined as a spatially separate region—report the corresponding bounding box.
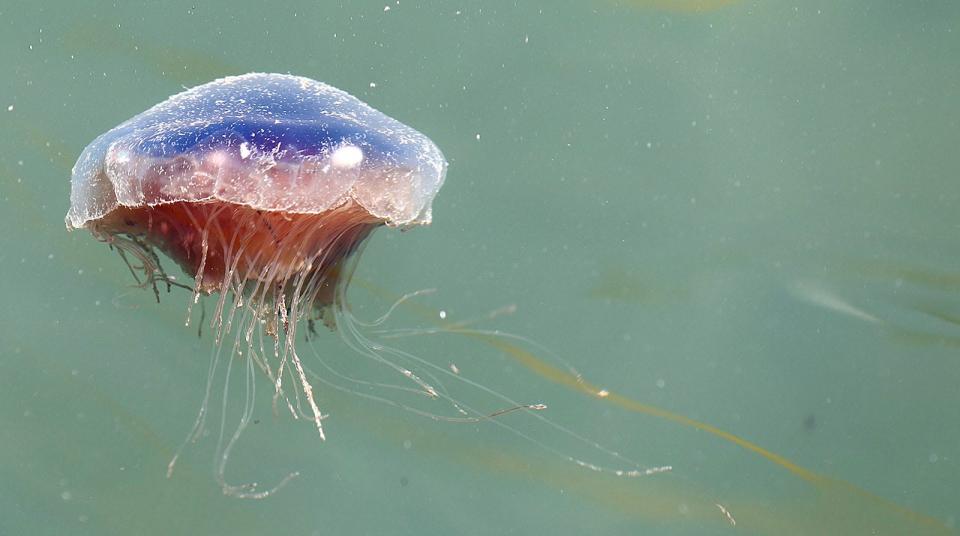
[66,73,448,496]
[65,71,671,498]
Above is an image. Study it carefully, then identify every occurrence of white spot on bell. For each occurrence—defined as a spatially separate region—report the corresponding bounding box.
[330,144,363,169]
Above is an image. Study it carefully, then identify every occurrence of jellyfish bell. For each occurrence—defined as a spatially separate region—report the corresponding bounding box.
[66,72,446,302]
[66,73,447,494]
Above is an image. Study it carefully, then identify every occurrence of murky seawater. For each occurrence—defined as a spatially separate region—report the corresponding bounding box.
[1,1,957,534]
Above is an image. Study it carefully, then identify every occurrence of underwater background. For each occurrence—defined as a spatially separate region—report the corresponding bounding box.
[1,1,958,534]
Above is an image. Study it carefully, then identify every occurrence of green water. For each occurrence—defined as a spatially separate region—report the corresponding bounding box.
[2,1,958,534]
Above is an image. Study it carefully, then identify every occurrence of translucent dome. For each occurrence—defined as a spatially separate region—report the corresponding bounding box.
[66,73,447,230]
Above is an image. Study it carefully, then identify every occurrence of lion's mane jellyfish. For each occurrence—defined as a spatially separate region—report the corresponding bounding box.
[66,73,446,496]
[66,73,667,504]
